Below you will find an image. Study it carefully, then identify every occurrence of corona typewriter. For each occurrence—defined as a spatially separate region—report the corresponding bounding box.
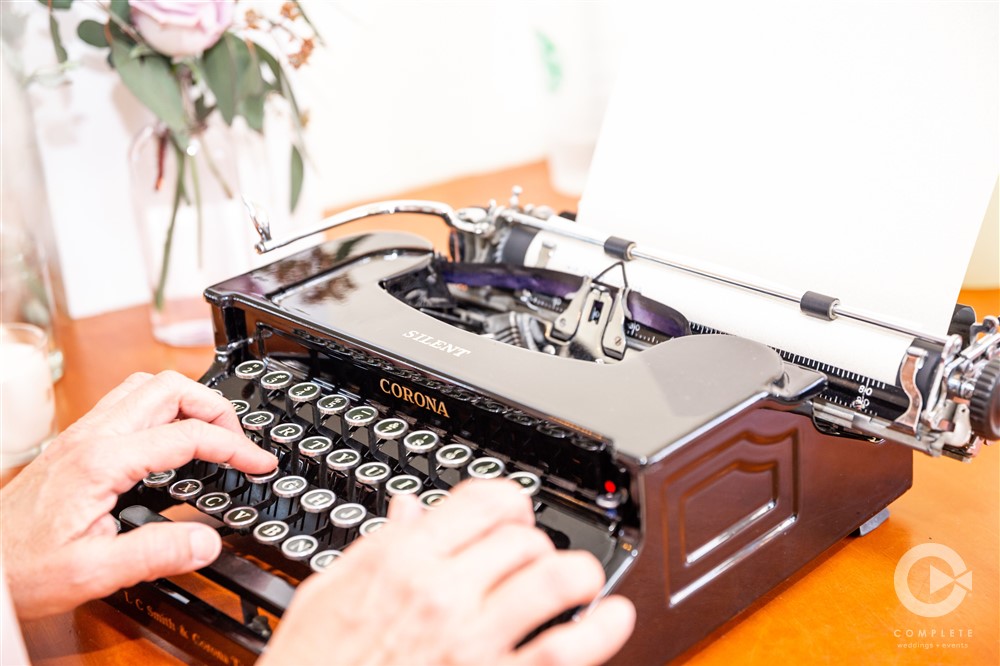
[107,191,1000,665]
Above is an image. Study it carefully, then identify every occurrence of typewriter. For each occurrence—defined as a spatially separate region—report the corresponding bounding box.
[108,192,1000,665]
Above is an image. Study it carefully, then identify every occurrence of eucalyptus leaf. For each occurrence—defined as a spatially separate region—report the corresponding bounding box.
[240,94,265,133]
[203,34,258,126]
[129,43,155,58]
[256,43,304,141]
[290,145,304,212]
[110,0,129,22]
[77,19,108,48]
[109,34,189,147]
[36,0,73,9]
[48,13,68,64]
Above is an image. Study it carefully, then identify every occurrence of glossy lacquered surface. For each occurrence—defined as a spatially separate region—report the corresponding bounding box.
[15,162,999,665]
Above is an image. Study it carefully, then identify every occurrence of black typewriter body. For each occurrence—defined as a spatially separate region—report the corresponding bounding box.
[109,230,915,665]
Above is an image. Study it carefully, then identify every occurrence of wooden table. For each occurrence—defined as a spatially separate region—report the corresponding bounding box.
[16,162,999,665]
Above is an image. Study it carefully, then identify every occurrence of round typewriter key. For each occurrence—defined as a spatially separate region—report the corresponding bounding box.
[196,492,232,514]
[359,517,388,536]
[385,475,422,496]
[310,549,342,573]
[288,381,321,403]
[403,430,440,454]
[435,443,473,469]
[356,462,391,486]
[169,478,203,500]
[508,471,542,496]
[419,488,450,509]
[270,422,305,445]
[242,410,276,431]
[281,535,319,561]
[330,503,367,528]
[299,435,333,458]
[245,467,280,484]
[230,399,250,416]
[345,405,379,428]
[326,448,362,472]
[300,488,336,513]
[469,457,505,480]
[317,394,351,416]
[235,360,266,379]
[142,470,176,488]
[273,475,309,498]
[261,371,293,391]
[373,418,408,440]
[223,506,260,529]
[253,520,290,544]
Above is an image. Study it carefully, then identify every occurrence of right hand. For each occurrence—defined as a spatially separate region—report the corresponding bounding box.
[262,480,635,666]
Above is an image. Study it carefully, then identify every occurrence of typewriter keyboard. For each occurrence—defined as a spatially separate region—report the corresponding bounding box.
[130,358,623,598]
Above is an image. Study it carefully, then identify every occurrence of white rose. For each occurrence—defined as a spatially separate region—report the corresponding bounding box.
[130,0,236,58]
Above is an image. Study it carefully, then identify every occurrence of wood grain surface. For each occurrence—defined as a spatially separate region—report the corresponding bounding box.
[13,161,999,665]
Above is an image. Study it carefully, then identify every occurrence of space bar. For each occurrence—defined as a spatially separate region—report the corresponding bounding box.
[118,505,295,616]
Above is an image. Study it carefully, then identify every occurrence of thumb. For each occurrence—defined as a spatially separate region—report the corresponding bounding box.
[73,522,221,601]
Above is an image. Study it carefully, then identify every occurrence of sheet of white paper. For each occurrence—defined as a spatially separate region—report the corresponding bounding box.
[573,1,998,383]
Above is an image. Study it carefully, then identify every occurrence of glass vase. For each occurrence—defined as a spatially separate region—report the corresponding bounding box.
[129,121,259,346]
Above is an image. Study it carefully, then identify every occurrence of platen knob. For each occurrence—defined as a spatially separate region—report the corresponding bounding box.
[969,358,1000,441]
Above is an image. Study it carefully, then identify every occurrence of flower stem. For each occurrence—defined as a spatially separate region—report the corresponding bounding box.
[189,151,204,269]
[154,148,186,311]
[201,144,234,199]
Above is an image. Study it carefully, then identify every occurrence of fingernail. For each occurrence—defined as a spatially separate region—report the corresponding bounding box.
[189,527,220,566]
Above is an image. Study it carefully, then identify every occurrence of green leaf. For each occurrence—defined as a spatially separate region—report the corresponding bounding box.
[290,145,303,212]
[203,34,262,126]
[255,42,304,140]
[240,94,265,132]
[48,13,68,64]
[109,33,189,147]
[36,0,73,9]
[77,19,108,48]
[129,43,155,58]
[110,0,130,22]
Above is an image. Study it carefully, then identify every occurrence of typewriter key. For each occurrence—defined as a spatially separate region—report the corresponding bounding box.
[373,418,408,440]
[288,382,321,404]
[281,535,319,561]
[196,492,232,514]
[242,410,276,431]
[169,478,203,501]
[419,489,450,509]
[270,422,305,446]
[385,475,422,497]
[300,488,336,513]
[234,360,266,380]
[310,549,342,573]
[507,471,542,497]
[468,457,506,480]
[435,444,473,469]
[223,506,260,529]
[359,517,388,537]
[143,470,176,488]
[403,430,439,454]
[245,467,280,484]
[345,405,378,428]
[260,371,293,392]
[299,435,333,459]
[317,394,350,416]
[273,475,308,499]
[330,503,367,529]
[356,462,391,486]
[230,399,250,417]
[326,448,361,472]
[253,520,290,544]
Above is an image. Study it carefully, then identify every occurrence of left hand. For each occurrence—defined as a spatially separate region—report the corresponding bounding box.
[0,371,278,619]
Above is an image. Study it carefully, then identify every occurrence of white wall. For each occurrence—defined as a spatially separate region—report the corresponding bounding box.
[8,0,623,318]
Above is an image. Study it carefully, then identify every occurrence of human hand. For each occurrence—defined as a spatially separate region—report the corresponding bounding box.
[262,480,636,666]
[0,371,277,619]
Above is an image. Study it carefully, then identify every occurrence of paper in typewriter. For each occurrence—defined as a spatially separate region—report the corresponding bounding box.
[571,2,998,384]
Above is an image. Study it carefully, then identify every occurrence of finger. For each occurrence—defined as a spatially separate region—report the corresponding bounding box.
[476,550,606,652]
[419,480,534,555]
[95,420,277,494]
[505,596,636,666]
[387,493,423,525]
[449,524,554,597]
[81,372,155,422]
[92,370,243,436]
[61,522,221,602]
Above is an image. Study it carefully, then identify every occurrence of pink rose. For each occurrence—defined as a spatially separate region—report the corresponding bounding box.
[131,0,235,58]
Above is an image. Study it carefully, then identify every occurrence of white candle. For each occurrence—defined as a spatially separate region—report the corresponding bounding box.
[0,334,55,467]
